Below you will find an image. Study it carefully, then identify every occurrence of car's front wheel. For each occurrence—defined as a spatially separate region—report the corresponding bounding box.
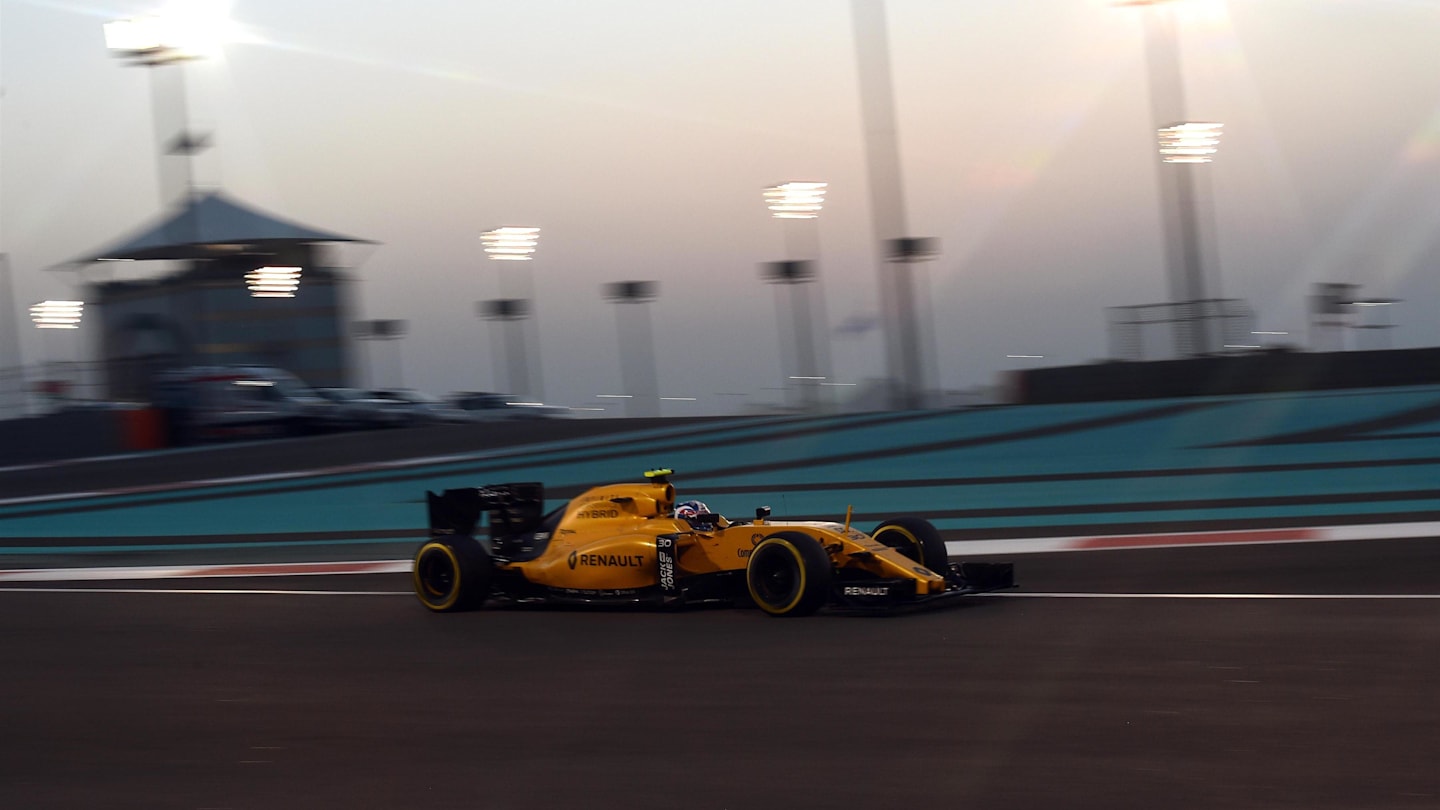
[413,537,492,612]
[745,532,832,617]
[872,517,949,575]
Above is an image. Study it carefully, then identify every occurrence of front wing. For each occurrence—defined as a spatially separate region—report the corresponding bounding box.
[829,562,1016,614]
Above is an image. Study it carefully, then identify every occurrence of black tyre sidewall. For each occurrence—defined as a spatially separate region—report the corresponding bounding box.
[746,531,832,617]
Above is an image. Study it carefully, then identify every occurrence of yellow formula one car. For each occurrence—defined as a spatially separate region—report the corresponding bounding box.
[413,469,1014,617]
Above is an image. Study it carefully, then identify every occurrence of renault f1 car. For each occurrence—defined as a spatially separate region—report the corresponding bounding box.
[413,469,1014,617]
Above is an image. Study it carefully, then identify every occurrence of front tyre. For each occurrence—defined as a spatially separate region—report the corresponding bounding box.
[872,517,948,575]
[413,537,492,612]
[745,532,833,617]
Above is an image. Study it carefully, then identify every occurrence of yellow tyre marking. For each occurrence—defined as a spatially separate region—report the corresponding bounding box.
[413,542,462,611]
[748,538,807,615]
[878,525,922,561]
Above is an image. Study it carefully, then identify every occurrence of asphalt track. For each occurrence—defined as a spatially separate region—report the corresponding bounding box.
[4,538,1439,809]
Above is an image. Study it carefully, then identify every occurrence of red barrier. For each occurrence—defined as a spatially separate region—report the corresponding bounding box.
[121,408,166,451]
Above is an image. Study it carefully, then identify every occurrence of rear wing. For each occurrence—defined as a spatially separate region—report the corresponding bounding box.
[426,483,545,541]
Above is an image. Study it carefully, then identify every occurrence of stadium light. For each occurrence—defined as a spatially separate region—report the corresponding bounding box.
[30,300,84,329]
[481,227,541,260]
[1158,122,1223,163]
[104,3,236,65]
[245,266,301,298]
[104,16,197,64]
[763,182,828,220]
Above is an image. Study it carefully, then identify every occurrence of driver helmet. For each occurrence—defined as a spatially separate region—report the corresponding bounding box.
[674,500,710,523]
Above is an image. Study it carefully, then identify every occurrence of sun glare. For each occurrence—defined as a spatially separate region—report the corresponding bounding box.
[1113,0,1231,28]
[104,0,248,62]
[1167,0,1232,30]
[126,0,240,58]
[163,0,241,58]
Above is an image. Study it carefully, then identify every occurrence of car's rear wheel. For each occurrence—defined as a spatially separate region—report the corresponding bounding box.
[872,517,949,575]
[413,537,492,612]
[746,532,832,617]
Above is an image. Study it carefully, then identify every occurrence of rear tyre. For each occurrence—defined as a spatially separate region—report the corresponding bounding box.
[413,537,492,612]
[746,532,832,617]
[872,517,948,575]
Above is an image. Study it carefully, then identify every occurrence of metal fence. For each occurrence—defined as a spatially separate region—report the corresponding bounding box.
[1107,299,1255,362]
[0,361,115,419]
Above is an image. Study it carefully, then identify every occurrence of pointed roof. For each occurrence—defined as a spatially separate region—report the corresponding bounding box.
[70,191,374,263]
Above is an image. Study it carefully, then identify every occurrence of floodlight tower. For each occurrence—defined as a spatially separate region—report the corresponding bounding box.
[762,181,830,411]
[480,227,543,399]
[479,298,532,399]
[353,318,408,388]
[1157,121,1224,355]
[850,1,941,409]
[104,11,220,207]
[603,281,660,418]
[1116,0,1226,356]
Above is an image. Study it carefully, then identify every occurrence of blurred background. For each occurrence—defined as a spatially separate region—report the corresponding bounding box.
[7,10,1440,804]
[2,0,1439,424]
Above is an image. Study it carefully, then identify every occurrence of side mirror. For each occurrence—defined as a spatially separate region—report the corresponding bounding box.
[755,506,771,522]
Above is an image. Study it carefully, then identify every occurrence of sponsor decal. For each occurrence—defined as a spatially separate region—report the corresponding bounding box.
[568,550,645,569]
[556,587,639,597]
[577,508,621,520]
[657,536,677,592]
[737,534,764,558]
[913,566,934,577]
[843,585,891,597]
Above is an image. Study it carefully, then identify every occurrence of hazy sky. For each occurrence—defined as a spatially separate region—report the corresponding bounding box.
[4,0,1440,414]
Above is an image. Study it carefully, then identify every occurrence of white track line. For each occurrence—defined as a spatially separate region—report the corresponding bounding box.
[0,560,410,582]
[4,588,1437,600]
[0,587,411,596]
[947,520,1440,556]
[994,592,1440,600]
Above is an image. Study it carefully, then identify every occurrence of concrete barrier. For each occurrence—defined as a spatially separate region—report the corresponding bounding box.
[0,410,128,466]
